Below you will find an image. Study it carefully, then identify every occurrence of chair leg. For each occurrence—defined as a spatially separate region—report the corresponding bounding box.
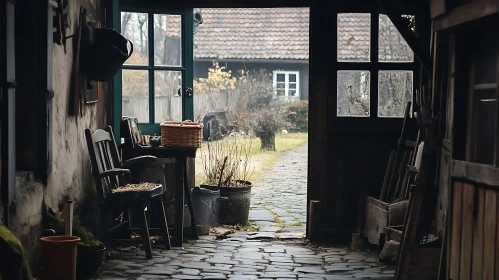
[160,196,171,249]
[136,204,153,259]
[100,206,112,245]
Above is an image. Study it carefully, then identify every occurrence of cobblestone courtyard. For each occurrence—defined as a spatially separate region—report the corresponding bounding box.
[97,144,395,279]
[98,234,394,279]
[249,144,308,239]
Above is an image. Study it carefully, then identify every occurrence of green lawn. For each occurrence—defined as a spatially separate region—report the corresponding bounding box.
[195,133,308,185]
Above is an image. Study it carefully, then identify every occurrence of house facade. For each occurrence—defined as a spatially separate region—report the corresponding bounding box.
[193,8,310,100]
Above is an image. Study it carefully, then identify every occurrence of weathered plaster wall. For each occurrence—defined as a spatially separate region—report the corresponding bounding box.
[45,0,107,212]
[9,172,44,268]
[8,0,108,272]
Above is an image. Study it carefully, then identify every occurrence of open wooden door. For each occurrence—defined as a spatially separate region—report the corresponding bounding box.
[445,22,499,280]
[322,9,417,240]
[113,1,194,139]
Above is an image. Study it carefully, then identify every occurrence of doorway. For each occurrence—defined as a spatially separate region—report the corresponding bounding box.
[192,8,310,237]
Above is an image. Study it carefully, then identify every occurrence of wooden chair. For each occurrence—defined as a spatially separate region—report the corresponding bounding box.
[84,125,171,259]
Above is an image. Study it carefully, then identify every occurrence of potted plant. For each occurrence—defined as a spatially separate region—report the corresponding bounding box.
[74,224,105,280]
[44,209,105,279]
[200,136,254,225]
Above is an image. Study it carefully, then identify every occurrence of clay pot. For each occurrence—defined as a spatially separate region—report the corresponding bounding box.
[40,236,81,280]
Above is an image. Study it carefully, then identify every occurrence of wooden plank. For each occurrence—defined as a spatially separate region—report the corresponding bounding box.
[458,183,474,280]
[495,192,499,280]
[466,62,477,162]
[306,4,329,238]
[474,83,497,91]
[388,14,431,74]
[494,55,499,166]
[386,102,412,202]
[380,149,396,201]
[471,188,485,280]
[364,202,389,245]
[449,181,463,280]
[430,0,446,19]
[483,189,497,280]
[434,1,499,31]
[367,196,390,210]
[452,160,499,188]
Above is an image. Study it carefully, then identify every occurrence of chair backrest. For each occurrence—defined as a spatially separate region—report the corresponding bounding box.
[85,125,123,201]
[121,117,142,148]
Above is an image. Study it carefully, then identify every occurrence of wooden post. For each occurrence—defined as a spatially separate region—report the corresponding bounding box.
[308,200,322,242]
[64,200,74,236]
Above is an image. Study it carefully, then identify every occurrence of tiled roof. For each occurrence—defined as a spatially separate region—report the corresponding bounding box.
[194,8,310,60]
[193,10,413,62]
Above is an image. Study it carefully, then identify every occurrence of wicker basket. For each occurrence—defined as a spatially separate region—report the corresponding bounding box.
[160,120,203,148]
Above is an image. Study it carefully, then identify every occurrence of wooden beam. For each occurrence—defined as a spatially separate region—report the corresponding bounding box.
[433,0,499,31]
[452,160,499,188]
[387,14,431,75]
[430,0,445,19]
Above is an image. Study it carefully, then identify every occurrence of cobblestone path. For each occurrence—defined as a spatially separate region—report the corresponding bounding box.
[98,233,395,279]
[249,144,308,239]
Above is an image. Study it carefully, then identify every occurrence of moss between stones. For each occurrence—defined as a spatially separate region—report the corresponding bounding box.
[0,226,32,280]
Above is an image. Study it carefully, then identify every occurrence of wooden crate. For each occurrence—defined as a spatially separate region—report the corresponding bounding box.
[386,225,403,243]
[364,196,408,245]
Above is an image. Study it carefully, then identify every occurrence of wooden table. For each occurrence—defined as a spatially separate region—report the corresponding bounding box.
[121,145,198,247]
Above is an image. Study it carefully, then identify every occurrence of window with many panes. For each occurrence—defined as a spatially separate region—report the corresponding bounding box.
[336,13,415,118]
[273,71,300,98]
[121,12,184,124]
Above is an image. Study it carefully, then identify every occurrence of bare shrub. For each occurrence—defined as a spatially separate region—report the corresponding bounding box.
[201,137,254,187]
[249,106,288,151]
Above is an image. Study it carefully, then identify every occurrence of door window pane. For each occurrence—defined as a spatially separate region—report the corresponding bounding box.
[379,15,414,62]
[155,71,183,122]
[337,71,370,117]
[121,12,149,65]
[378,71,413,117]
[338,13,371,62]
[122,70,149,122]
[154,14,182,66]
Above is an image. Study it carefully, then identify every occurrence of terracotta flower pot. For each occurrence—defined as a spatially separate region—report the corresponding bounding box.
[40,236,81,280]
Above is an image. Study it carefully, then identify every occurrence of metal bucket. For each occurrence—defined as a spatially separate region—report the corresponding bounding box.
[192,187,222,226]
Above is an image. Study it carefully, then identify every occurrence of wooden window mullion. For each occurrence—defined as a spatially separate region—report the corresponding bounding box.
[148,12,155,124]
[370,11,379,118]
[494,55,499,165]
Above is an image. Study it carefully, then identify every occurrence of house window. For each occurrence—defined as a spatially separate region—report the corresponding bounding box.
[336,13,415,118]
[273,71,300,97]
[120,12,183,124]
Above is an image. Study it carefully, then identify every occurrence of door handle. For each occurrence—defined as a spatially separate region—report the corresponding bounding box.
[186,87,193,97]
[177,88,182,97]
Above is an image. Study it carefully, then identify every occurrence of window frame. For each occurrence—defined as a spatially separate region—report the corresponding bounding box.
[335,12,416,119]
[121,11,185,125]
[273,70,300,98]
[116,7,193,136]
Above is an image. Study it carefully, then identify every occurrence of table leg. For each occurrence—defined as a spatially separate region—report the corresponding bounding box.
[184,160,199,240]
[173,157,185,247]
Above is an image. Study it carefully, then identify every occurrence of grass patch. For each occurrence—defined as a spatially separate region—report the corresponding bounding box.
[288,221,303,227]
[195,133,308,185]
[268,209,286,228]
[223,223,260,232]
